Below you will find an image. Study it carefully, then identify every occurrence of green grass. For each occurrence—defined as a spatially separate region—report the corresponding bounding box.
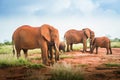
[0,41,119,55]
[60,54,74,59]
[104,63,120,67]
[0,45,12,54]
[49,62,84,80]
[0,54,44,68]
[28,49,41,54]
[0,45,41,54]
[111,41,120,48]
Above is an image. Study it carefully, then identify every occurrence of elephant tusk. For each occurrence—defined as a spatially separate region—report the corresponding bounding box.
[55,43,59,52]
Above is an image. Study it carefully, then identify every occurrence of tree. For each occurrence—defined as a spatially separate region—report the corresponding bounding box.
[3,40,12,45]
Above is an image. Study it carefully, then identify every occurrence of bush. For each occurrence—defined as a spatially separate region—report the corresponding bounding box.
[49,62,84,80]
[4,40,12,45]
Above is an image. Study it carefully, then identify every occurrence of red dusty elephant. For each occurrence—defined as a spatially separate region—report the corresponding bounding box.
[64,28,95,52]
[12,24,60,65]
[91,36,112,54]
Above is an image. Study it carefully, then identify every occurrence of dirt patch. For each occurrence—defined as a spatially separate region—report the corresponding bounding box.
[0,48,120,80]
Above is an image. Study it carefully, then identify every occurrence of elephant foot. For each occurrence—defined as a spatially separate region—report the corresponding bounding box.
[47,59,55,66]
[82,50,86,53]
[43,60,50,66]
[51,59,55,65]
[66,50,70,52]
[44,62,50,66]
[90,52,93,54]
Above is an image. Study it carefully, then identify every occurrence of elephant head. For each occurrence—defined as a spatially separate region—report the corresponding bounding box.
[82,28,95,52]
[40,24,60,62]
[82,28,92,38]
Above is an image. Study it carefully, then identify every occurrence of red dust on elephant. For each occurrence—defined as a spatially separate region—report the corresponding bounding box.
[12,24,60,65]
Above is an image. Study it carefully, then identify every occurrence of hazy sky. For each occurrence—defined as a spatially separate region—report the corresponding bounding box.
[0,0,120,42]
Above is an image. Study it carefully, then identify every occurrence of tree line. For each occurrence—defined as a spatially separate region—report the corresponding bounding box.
[0,38,120,46]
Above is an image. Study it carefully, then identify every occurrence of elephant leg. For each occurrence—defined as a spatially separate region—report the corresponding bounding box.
[91,45,95,53]
[90,43,93,52]
[66,43,70,52]
[48,45,52,60]
[23,49,28,58]
[83,40,87,53]
[96,47,98,54]
[16,49,21,59]
[70,43,73,51]
[106,48,109,55]
[13,49,15,56]
[109,47,112,54]
[83,44,86,53]
[41,43,50,66]
[63,47,65,52]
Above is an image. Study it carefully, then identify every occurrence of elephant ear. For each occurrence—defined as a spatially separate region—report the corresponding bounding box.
[82,28,91,38]
[40,24,51,42]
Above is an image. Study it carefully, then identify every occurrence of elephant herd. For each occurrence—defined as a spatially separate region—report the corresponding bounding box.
[12,24,112,66]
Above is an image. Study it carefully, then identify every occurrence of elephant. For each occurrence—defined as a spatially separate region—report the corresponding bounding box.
[59,41,66,52]
[64,28,95,52]
[91,36,112,54]
[12,24,60,65]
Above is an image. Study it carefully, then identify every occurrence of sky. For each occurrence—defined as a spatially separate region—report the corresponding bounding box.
[0,0,120,42]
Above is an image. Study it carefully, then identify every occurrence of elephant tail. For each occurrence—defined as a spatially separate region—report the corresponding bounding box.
[12,39,15,56]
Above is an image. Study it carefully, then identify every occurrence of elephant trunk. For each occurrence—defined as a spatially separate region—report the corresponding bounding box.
[90,31,95,52]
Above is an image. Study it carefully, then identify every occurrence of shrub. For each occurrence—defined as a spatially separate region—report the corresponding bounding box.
[49,62,84,80]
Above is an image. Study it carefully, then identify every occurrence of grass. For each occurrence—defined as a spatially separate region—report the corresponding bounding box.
[0,45,41,54]
[49,62,84,80]
[0,45,12,54]
[60,54,74,59]
[104,63,120,67]
[0,41,120,54]
[0,54,44,68]
[111,41,120,48]
[0,41,120,68]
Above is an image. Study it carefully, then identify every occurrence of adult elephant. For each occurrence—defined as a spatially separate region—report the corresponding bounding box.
[64,28,95,52]
[12,24,60,65]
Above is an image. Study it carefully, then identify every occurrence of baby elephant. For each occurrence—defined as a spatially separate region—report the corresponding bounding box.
[59,41,66,52]
[91,36,112,54]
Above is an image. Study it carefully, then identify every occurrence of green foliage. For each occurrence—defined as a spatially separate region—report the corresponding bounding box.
[28,63,45,69]
[49,62,84,80]
[111,38,120,42]
[3,40,12,45]
[0,45,12,54]
[104,63,120,67]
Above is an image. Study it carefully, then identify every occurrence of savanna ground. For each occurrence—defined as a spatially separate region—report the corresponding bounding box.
[0,42,120,80]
